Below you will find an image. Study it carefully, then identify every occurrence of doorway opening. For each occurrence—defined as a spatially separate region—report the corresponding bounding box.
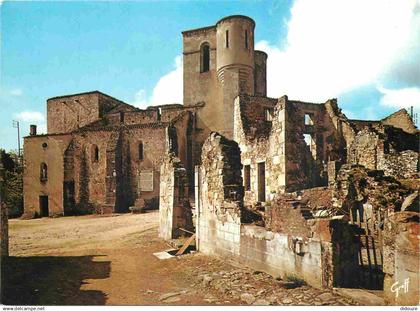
[257,162,266,202]
[39,195,49,217]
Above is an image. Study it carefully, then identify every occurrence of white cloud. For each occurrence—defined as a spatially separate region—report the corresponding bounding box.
[256,0,419,102]
[378,85,420,109]
[10,88,23,96]
[131,56,183,108]
[37,123,47,134]
[14,111,45,123]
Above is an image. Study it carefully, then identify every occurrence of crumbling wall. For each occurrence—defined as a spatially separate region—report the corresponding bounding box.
[197,132,243,256]
[159,154,192,240]
[234,95,350,205]
[233,95,286,205]
[197,132,358,288]
[265,197,311,237]
[332,165,412,222]
[348,126,419,179]
[381,109,418,134]
[383,212,419,305]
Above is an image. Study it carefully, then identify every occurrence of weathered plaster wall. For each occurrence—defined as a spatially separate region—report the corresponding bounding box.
[159,155,192,240]
[23,134,73,217]
[383,212,419,306]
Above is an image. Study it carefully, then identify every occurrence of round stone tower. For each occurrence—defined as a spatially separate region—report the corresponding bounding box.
[216,15,255,94]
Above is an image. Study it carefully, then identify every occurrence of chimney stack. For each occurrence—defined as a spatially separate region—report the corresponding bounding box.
[30,125,37,136]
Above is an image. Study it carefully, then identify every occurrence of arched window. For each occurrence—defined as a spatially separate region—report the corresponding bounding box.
[138,142,144,161]
[40,162,48,182]
[91,145,99,162]
[200,43,210,73]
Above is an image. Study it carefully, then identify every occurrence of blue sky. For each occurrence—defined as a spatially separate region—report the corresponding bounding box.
[1,0,419,151]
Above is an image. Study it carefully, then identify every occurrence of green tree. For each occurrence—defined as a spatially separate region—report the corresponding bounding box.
[1,149,23,217]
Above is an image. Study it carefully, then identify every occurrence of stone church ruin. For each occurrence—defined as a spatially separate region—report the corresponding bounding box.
[22,15,419,305]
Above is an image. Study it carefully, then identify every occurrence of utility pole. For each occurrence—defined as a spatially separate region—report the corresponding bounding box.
[12,120,21,166]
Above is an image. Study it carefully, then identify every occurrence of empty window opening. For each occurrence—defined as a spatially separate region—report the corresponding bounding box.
[200,43,210,73]
[119,111,125,123]
[225,30,229,48]
[138,142,144,161]
[245,30,248,49]
[304,134,317,159]
[265,108,274,122]
[40,162,48,182]
[39,195,49,217]
[92,145,99,162]
[244,165,251,191]
[304,113,314,125]
[157,107,162,121]
[257,162,266,202]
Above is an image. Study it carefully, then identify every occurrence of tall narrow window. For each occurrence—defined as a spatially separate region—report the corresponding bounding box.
[138,142,144,161]
[119,111,125,123]
[91,145,99,162]
[200,43,210,73]
[245,30,248,49]
[225,30,229,48]
[94,146,99,162]
[244,165,251,191]
[40,162,48,182]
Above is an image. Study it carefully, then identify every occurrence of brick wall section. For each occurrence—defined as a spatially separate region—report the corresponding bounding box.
[383,212,419,305]
[266,200,311,237]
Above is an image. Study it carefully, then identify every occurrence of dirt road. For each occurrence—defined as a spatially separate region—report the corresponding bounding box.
[2,211,356,306]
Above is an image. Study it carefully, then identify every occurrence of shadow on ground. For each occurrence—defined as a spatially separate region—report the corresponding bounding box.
[1,255,111,305]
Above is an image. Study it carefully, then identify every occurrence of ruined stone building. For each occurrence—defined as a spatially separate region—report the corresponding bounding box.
[23,15,419,304]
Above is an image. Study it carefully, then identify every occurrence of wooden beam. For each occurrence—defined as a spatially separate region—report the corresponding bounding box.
[176,233,196,256]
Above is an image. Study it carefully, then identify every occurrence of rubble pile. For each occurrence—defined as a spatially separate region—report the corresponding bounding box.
[190,265,357,306]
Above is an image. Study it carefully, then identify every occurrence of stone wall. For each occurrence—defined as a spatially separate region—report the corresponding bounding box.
[47,91,122,134]
[196,132,243,256]
[24,106,192,217]
[348,125,419,179]
[196,132,359,289]
[383,212,419,305]
[234,95,349,205]
[159,154,192,240]
[381,109,418,134]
